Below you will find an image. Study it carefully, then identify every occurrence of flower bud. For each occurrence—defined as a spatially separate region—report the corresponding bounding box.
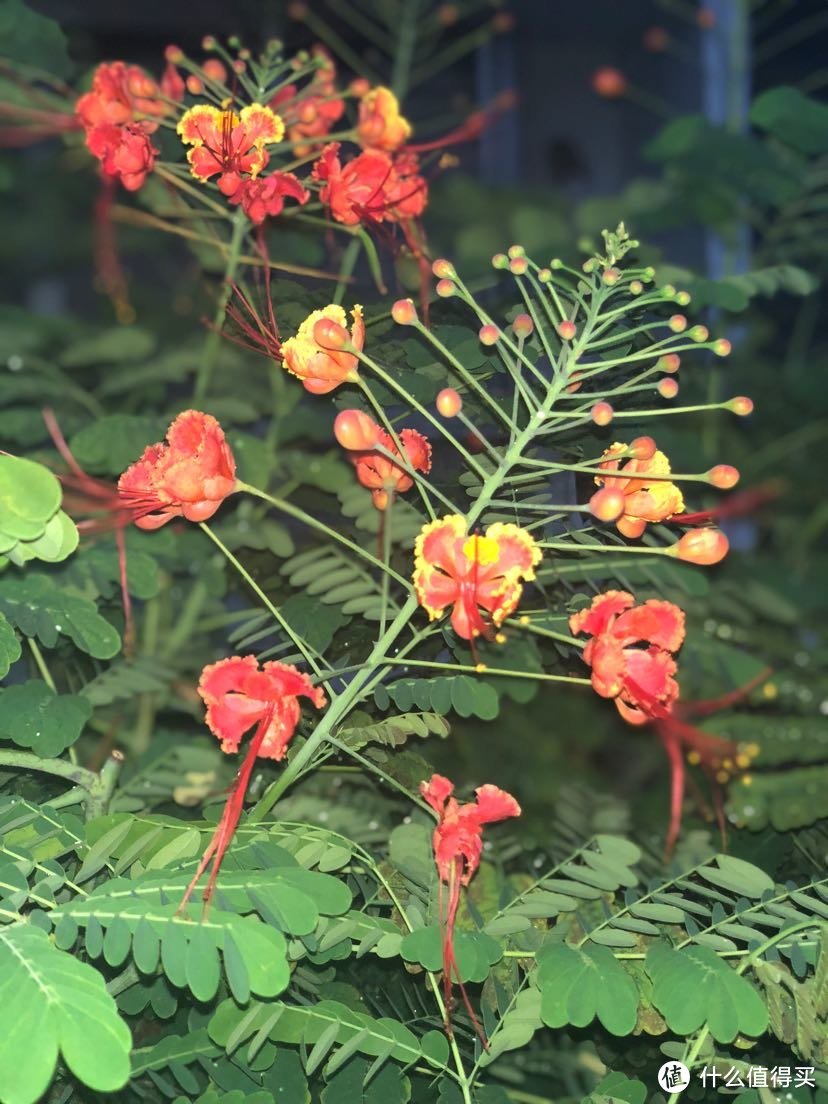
[713,338,731,357]
[557,320,577,340]
[186,75,204,94]
[508,244,525,259]
[629,279,643,295]
[437,3,459,25]
[509,256,528,275]
[334,409,380,451]
[479,324,500,346]
[349,77,371,97]
[436,388,463,417]
[592,66,627,98]
[658,378,679,399]
[313,317,349,349]
[591,401,614,426]
[566,370,582,394]
[671,528,729,565]
[165,44,185,63]
[233,59,247,74]
[492,10,515,32]
[512,313,534,338]
[643,26,669,51]
[436,279,455,297]
[590,487,626,522]
[288,1,308,18]
[708,464,740,490]
[603,267,621,285]
[538,267,552,282]
[729,396,754,416]
[202,58,228,82]
[630,435,656,460]
[658,353,680,373]
[201,34,217,50]
[689,324,708,342]
[662,284,676,298]
[675,290,691,306]
[669,314,687,333]
[550,258,563,269]
[391,299,417,325]
[582,258,597,273]
[432,258,455,279]
[492,253,509,269]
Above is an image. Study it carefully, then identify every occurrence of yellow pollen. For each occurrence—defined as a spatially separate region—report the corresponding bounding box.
[687,751,701,765]
[735,753,751,769]
[723,758,733,771]
[519,615,530,625]
[716,770,730,784]
[762,682,778,700]
[475,663,487,673]
[746,742,760,757]
[495,633,506,644]
[741,774,753,786]
[463,534,500,566]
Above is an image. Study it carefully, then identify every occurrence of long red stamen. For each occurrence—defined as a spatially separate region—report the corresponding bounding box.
[672,482,781,525]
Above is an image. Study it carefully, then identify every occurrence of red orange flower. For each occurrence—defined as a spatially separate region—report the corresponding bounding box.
[334,410,431,510]
[179,656,326,913]
[357,86,411,151]
[117,410,237,530]
[312,142,427,226]
[569,590,685,725]
[228,171,309,225]
[421,773,520,1038]
[414,515,541,641]
[85,123,157,191]
[281,304,364,394]
[75,61,167,131]
[177,103,284,196]
[592,442,684,538]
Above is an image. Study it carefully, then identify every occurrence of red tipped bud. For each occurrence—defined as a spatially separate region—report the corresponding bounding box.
[658,378,679,399]
[729,396,754,416]
[479,324,500,346]
[566,370,582,394]
[591,401,614,426]
[512,313,534,338]
[659,353,681,373]
[603,267,621,285]
[592,66,627,98]
[436,388,463,417]
[630,435,657,460]
[509,256,528,275]
[334,409,381,451]
[165,44,184,63]
[708,464,740,490]
[202,58,228,82]
[201,35,217,50]
[672,528,729,565]
[643,26,669,51]
[186,75,204,94]
[689,324,709,342]
[313,317,349,349]
[669,314,687,333]
[492,253,509,269]
[589,487,626,523]
[349,77,371,97]
[432,258,455,279]
[557,320,577,340]
[391,299,417,325]
[232,59,247,74]
[436,279,455,298]
[629,279,643,295]
[538,267,552,282]
[714,338,731,357]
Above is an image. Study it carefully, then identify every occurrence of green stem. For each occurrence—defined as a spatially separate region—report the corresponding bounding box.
[0,750,97,789]
[28,639,56,692]
[333,237,361,306]
[391,0,420,101]
[84,751,124,821]
[194,206,249,404]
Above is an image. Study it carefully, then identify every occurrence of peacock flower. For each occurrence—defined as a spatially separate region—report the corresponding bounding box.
[334,410,431,510]
[570,589,685,726]
[281,304,364,394]
[421,773,520,1039]
[177,103,284,196]
[117,410,237,530]
[312,142,427,227]
[593,442,684,538]
[84,123,157,191]
[414,515,541,641]
[357,86,411,151]
[179,656,326,913]
[228,170,309,225]
[75,61,167,132]
[269,46,344,157]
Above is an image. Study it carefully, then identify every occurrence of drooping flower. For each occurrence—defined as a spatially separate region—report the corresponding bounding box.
[421,773,520,1039]
[269,46,344,157]
[570,589,763,855]
[75,61,167,132]
[569,590,685,726]
[592,442,684,538]
[117,410,237,530]
[178,656,326,913]
[228,170,309,225]
[414,515,541,641]
[177,103,285,196]
[84,122,157,192]
[357,85,411,151]
[334,410,431,510]
[281,304,364,394]
[312,142,427,226]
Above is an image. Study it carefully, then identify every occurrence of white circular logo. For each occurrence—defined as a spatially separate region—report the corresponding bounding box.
[657,1061,690,1093]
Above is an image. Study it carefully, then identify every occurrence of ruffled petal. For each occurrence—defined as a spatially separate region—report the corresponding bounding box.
[198,655,260,704]
[569,590,634,637]
[484,522,541,580]
[613,600,685,652]
[474,784,521,823]
[421,773,453,814]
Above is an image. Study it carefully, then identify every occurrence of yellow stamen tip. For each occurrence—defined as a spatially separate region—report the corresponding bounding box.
[687,751,701,765]
[475,663,487,673]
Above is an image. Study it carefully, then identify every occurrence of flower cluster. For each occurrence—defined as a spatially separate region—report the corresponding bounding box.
[334,410,431,511]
